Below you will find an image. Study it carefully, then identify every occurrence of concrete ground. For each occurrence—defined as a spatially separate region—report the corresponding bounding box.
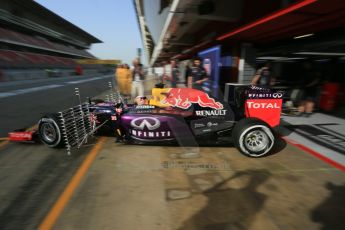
[280,113,345,166]
[53,138,345,230]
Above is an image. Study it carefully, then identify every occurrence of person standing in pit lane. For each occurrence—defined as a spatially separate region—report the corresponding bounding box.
[187,57,209,90]
[297,62,322,117]
[114,102,125,143]
[123,64,132,96]
[116,64,126,95]
[251,61,276,87]
[165,59,180,88]
[184,61,191,86]
[131,58,145,99]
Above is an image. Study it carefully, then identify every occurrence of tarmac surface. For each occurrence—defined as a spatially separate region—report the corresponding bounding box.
[0,76,344,229]
[0,73,115,137]
[53,138,344,230]
[0,134,344,230]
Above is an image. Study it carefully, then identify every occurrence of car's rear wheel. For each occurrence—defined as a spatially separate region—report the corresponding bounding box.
[38,113,64,148]
[232,118,275,157]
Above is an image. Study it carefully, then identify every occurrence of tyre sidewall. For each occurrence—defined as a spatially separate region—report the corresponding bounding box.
[233,118,275,157]
[38,115,63,147]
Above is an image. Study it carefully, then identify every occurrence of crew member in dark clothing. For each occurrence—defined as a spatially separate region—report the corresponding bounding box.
[251,62,276,87]
[184,61,191,86]
[114,102,125,143]
[188,57,208,90]
[169,59,180,88]
[297,62,321,117]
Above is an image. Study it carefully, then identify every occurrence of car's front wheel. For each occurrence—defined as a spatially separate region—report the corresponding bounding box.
[232,118,275,157]
[38,113,64,148]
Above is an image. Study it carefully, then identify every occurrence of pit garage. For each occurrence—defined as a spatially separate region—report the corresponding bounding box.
[216,0,345,114]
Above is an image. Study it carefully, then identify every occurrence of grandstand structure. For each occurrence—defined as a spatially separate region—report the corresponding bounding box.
[0,0,103,80]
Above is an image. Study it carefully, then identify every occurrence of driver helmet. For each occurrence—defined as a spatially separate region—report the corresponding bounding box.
[135,96,148,105]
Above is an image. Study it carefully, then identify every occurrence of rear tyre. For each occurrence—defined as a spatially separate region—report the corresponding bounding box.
[232,118,275,157]
[38,113,64,148]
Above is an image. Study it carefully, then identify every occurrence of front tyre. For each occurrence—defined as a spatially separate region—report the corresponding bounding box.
[38,113,64,148]
[232,118,275,157]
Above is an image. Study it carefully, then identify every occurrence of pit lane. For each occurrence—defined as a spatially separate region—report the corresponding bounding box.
[0,82,344,229]
[0,138,95,230]
[50,138,344,230]
[1,136,343,230]
[0,73,114,229]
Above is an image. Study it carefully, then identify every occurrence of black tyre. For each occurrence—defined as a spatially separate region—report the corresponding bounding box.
[38,113,65,148]
[232,118,275,157]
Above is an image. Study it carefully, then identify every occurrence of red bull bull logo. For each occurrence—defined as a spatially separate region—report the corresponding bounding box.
[163,88,223,109]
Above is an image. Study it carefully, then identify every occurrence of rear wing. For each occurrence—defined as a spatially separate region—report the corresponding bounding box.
[244,86,283,127]
[228,85,284,127]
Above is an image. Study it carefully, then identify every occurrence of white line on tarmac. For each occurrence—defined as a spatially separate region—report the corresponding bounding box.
[66,76,105,84]
[282,126,345,166]
[15,84,64,93]
[0,75,113,98]
[0,84,63,98]
[0,92,17,98]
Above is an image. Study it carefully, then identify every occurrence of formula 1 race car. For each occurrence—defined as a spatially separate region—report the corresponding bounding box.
[9,86,283,157]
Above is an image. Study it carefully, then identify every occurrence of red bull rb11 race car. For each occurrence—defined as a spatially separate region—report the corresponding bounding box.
[9,85,283,157]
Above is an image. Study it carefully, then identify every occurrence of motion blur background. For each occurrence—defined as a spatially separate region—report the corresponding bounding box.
[0,1,344,230]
